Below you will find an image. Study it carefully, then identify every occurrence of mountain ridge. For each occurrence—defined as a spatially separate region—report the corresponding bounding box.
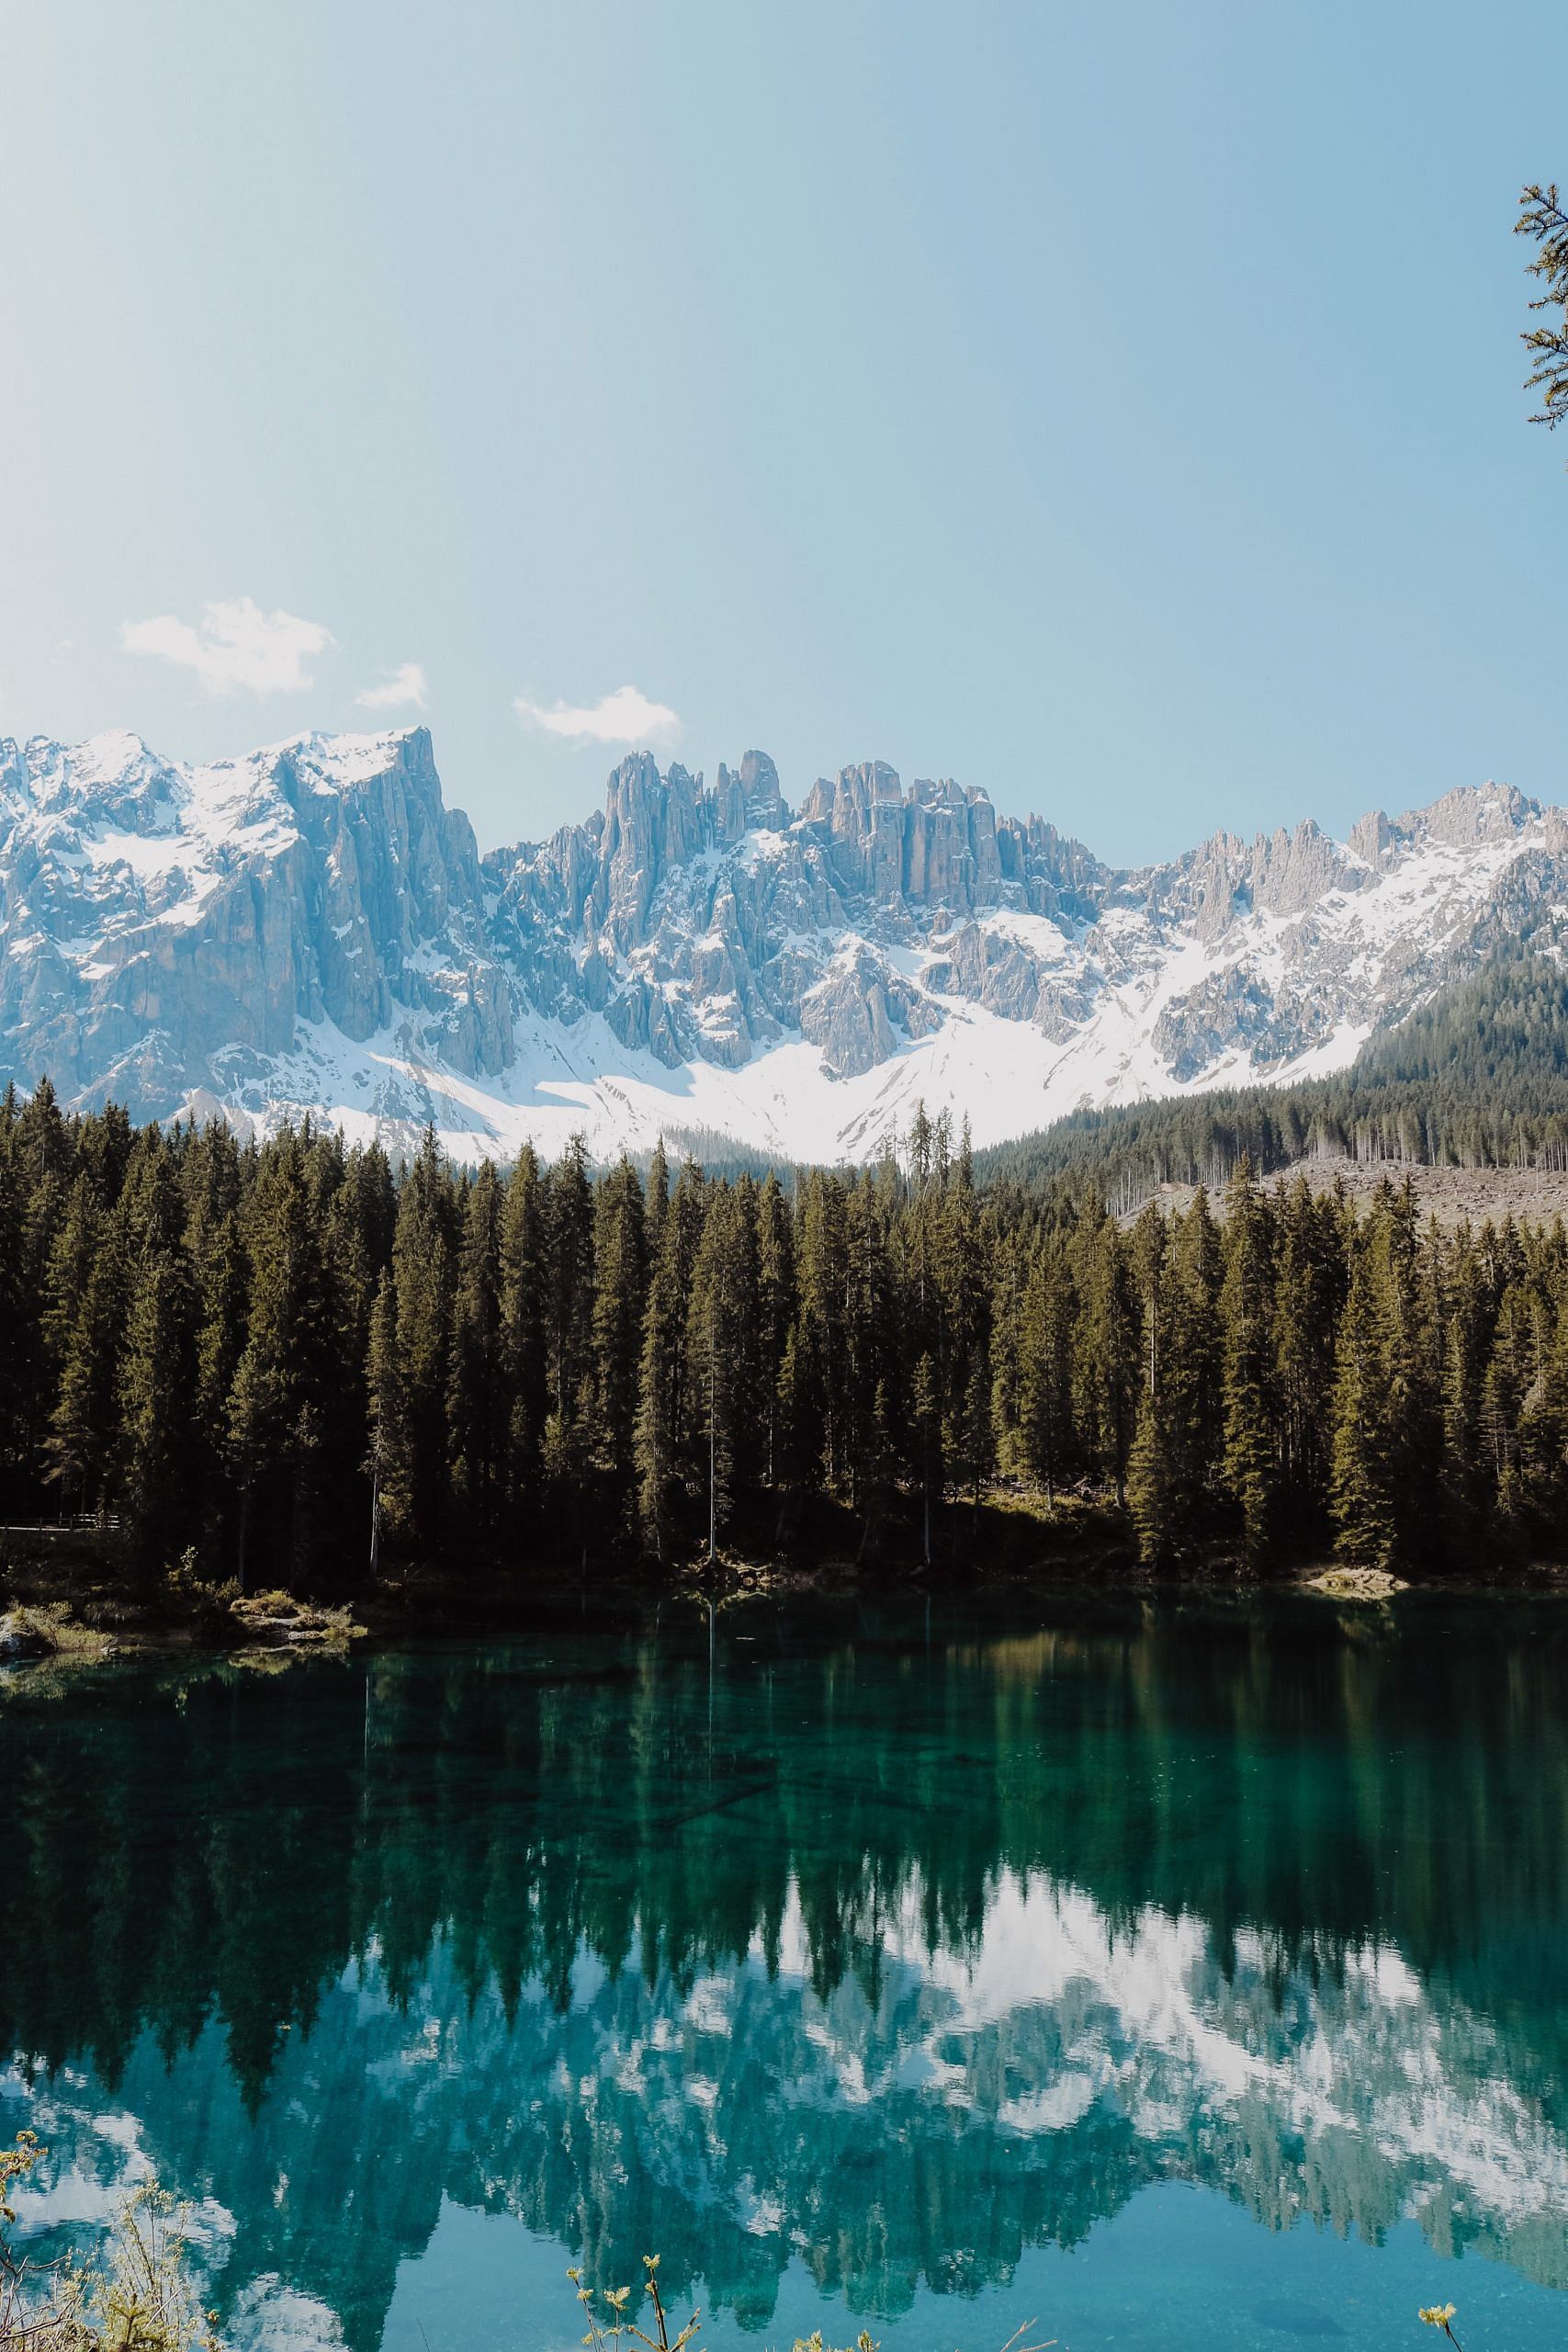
[2,722,1563,1161]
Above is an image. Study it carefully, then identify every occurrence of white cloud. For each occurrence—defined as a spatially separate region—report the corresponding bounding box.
[120,597,333,696]
[513,683,680,745]
[355,662,429,712]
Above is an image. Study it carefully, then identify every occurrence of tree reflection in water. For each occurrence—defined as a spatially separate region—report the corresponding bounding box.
[4,1595,1568,2347]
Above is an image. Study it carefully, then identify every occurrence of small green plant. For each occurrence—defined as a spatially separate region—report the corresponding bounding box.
[158,1554,241,1624]
[785,2336,878,2352]
[568,2256,704,2350]
[1,2133,220,2352]
[1,2132,41,2246]
[566,2259,1051,2352]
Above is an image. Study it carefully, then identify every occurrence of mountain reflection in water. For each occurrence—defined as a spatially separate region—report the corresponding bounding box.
[3,1597,1567,2348]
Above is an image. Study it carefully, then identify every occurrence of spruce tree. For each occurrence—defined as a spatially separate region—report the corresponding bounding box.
[226,1129,330,1588]
[1220,1161,1278,1564]
[388,1129,456,1555]
[500,1145,549,1513]
[118,1243,197,1572]
[909,1351,942,1566]
[1015,1245,1076,1506]
[797,1171,851,1491]
[685,1182,755,1558]
[448,1162,508,1541]
[755,1170,795,1489]
[1126,1379,1175,1566]
[634,1251,679,1565]
[1329,1234,1401,1571]
[50,1196,132,1523]
[590,1156,648,1528]
[1440,1235,1491,1539]
[365,1272,405,1572]
[1075,1210,1136,1506]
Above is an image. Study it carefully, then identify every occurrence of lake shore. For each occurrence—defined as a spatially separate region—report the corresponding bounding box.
[6,1501,1568,1679]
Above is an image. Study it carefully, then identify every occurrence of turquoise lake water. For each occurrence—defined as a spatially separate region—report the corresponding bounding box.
[3,1593,1567,2351]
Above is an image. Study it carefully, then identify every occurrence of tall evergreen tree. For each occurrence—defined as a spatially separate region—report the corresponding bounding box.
[49,1194,132,1523]
[590,1156,648,1527]
[448,1162,508,1540]
[1221,1161,1278,1563]
[1015,1244,1077,1506]
[500,1144,549,1515]
[1329,1229,1403,1571]
[1075,1210,1137,1507]
[226,1129,330,1587]
[118,1241,197,1571]
[365,1272,404,1573]
[387,1128,456,1555]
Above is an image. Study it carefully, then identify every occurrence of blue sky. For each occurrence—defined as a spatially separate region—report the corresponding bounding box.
[1,0,1563,863]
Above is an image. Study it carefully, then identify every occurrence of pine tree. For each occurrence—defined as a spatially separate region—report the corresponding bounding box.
[547,1136,595,1430]
[686,1182,756,1559]
[1272,1177,1343,1525]
[314,1148,381,1557]
[0,1111,44,1509]
[41,1175,104,1419]
[590,1156,648,1528]
[843,1175,896,1512]
[388,1129,456,1555]
[1440,1234,1491,1539]
[365,1272,404,1572]
[939,1140,990,1498]
[1075,1210,1136,1507]
[957,1350,993,1522]
[1015,1246,1077,1507]
[1164,1189,1224,1551]
[858,1379,897,1561]
[633,1259,678,1565]
[50,1196,132,1523]
[1481,1283,1535,1526]
[448,1162,507,1540]
[118,1242,197,1571]
[226,1129,330,1588]
[797,1171,851,1491]
[772,1318,819,1531]
[1220,1161,1278,1564]
[1126,1380,1176,1566]
[755,1170,795,1489]
[500,1145,549,1513]
[1329,1235,1401,1572]
[909,1351,942,1567]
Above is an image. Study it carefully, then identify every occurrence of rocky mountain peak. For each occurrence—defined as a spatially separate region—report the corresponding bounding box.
[0,725,1559,1165]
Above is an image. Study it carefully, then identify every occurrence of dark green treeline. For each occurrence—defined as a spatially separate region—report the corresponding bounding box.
[5,1076,1568,1581]
[975,956,1568,1206]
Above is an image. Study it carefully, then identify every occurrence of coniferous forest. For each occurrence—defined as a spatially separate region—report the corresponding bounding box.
[6,1070,1568,1590]
[975,955,1568,1206]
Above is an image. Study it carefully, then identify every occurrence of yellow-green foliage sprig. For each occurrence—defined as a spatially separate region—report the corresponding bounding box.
[1419,2302,1464,2352]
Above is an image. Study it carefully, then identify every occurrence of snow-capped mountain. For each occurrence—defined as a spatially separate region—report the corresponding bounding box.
[1,723,1562,1161]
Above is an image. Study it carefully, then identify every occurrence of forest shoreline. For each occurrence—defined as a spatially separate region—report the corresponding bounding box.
[14,1080,1568,1634]
[6,1512,1568,1682]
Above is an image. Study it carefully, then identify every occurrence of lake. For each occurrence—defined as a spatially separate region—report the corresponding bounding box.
[4,1593,1567,2352]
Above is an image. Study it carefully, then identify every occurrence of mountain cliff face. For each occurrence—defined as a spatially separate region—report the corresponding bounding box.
[2,723,1563,1159]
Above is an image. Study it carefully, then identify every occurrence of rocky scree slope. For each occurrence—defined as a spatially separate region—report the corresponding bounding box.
[0,724,1561,1161]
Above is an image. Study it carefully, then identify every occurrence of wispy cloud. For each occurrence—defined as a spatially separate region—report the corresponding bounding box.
[514,683,680,745]
[355,662,429,712]
[120,596,333,695]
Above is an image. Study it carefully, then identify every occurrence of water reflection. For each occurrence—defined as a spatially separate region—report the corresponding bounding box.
[4,1599,1568,2345]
